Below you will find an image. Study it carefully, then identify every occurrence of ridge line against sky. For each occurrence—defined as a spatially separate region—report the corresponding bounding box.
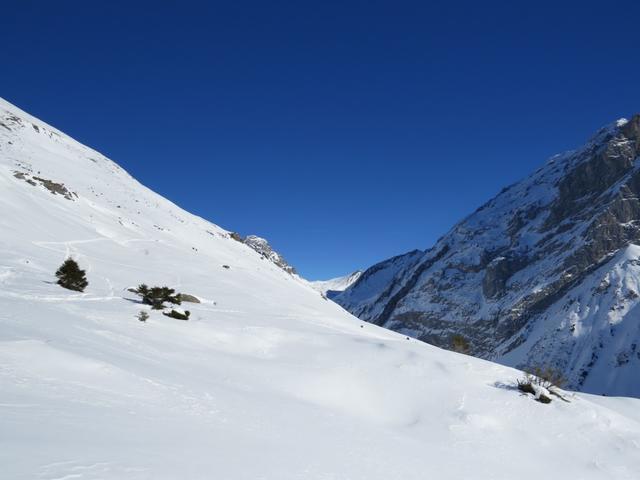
[3,1,640,279]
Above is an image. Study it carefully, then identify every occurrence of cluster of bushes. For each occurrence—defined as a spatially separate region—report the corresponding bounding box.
[130,284,193,320]
[55,259,193,322]
[131,284,181,310]
[517,366,566,404]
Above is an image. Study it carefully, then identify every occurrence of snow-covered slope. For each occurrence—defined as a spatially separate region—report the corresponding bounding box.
[334,117,640,397]
[1,98,640,479]
[309,270,362,297]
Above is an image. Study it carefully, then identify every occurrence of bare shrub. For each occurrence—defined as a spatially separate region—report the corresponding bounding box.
[516,365,565,404]
[450,334,470,354]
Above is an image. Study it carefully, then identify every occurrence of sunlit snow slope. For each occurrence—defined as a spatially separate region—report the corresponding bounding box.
[1,97,639,480]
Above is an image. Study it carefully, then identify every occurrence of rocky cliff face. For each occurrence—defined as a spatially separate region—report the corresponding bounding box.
[335,116,640,397]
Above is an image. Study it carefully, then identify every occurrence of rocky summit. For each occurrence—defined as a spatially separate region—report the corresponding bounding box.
[334,116,640,397]
[241,234,297,274]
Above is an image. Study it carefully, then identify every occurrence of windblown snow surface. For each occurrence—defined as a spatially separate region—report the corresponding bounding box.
[1,97,639,479]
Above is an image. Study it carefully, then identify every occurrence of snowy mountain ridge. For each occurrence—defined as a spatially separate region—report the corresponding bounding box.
[1,97,639,479]
[335,115,640,397]
[309,270,362,297]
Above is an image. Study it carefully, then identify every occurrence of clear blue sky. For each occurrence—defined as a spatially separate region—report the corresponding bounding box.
[3,1,639,279]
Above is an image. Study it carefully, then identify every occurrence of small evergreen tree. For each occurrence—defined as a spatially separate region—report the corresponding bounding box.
[136,310,149,322]
[135,284,150,298]
[55,258,88,292]
[133,284,181,310]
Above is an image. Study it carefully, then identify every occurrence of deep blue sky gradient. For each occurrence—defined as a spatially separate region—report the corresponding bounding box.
[3,1,640,279]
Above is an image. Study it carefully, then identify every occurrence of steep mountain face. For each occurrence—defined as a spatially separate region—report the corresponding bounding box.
[309,270,362,297]
[335,117,640,397]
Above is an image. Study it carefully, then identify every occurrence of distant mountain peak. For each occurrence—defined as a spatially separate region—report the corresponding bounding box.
[309,270,362,297]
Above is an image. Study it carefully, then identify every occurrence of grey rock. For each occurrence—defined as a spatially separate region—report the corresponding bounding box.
[178,293,201,303]
[242,235,296,274]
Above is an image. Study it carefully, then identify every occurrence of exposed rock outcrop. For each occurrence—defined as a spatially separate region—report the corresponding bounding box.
[242,235,297,274]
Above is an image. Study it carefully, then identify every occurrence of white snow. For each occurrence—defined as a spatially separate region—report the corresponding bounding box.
[1,97,640,479]
[309,270,362,295]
